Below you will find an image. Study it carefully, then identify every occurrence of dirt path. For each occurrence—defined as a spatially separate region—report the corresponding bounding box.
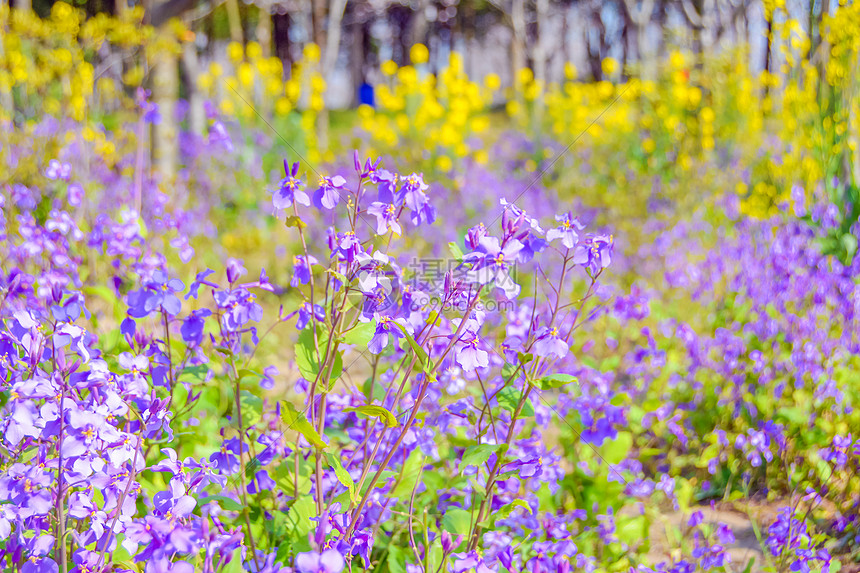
[644,504,779,573]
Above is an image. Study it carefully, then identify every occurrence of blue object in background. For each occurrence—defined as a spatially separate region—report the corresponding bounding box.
[359,82,375,107]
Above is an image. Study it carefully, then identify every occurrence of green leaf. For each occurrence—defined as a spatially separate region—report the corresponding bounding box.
[447,241,465,261]
[327,267,349,285]
[394,323,431,373]
[237,368,261,381]
[344,405,399,427]
[239,391,263,427]
[179,365,209,381]
[387,544,407,573]
[390,448,425,499]
[440,508,473,536]
[295,326,342,383]
[281,401,328,449]
[273,460,311,497]
[325,453,357,503]
[497,386,534,417]
[842,233,858,259]
[342,320,375,347]
[538,373,577,389]
[497,498,531,519]
[284,495,316,539]
[201,494,243,511]
[601,431,632,465]
[460,444,500,469]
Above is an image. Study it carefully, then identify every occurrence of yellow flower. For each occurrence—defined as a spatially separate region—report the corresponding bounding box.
[246,41,262,60]
[381,59,398,76]
[516,67,533,85]
[275,97,292,116]
[227,41,244,62]
[601,57,618,77]
[238,62,254,87]
[643,138,656,153]
[410,43,429,65]
[484,73,501,91]
[303,43,321,63]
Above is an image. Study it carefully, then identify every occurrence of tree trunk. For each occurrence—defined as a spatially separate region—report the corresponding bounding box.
[323,0,346,81]
[182,37,205,134]
[257,6,272,58]
[511,0,526,87]
[225,0,243,44]
[410,0,430,47]
[312,0,327,49]
[350,9,365,106]
[273,11,292,72]
[152,29,178,179]
[534,0,548,90]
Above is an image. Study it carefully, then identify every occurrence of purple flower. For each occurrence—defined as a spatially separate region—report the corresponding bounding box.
[314,175,347,210]
[185,269,219,300]
[274,162,310,209]
[214,287,263,331]
[226,258,247,283]
[573,234,614,274]
[296,303,326,330]
[144,270,185,316]
[454,330,489,371]
[546,212,584,249]
[399,173,435,225]
[22,557,58,573]
[532,326,568,359]
[68,182,84,206]
[464,235,523,298]
[295,549,345,573]
[368,315,407,354]
[180,309,212,345]
[366,202,402,236]
[46,159,71,181]
[291,255,317,287]
[820,434,852,467]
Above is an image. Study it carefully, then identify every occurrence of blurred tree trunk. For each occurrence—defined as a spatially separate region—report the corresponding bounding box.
[586,4,606,81]
[511,0,526,85]
[763,16,773,98]
[681,0,705,72]
[810,0,829,100]
[349,7,366,106]
[312,0,326,48]
[226,0,244,43]
[274,11,292,71]
[410,0,430,46]
[314,0,346,151]
[15,0,31,12]
[152,28,178,178]
[622,0,656,80]
[257,5,272,57]
[182,34,205,134]
[323,0,346,80]
[533,0,548,90]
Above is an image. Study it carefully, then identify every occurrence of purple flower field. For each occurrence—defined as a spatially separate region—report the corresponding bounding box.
[2,3,860,573]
